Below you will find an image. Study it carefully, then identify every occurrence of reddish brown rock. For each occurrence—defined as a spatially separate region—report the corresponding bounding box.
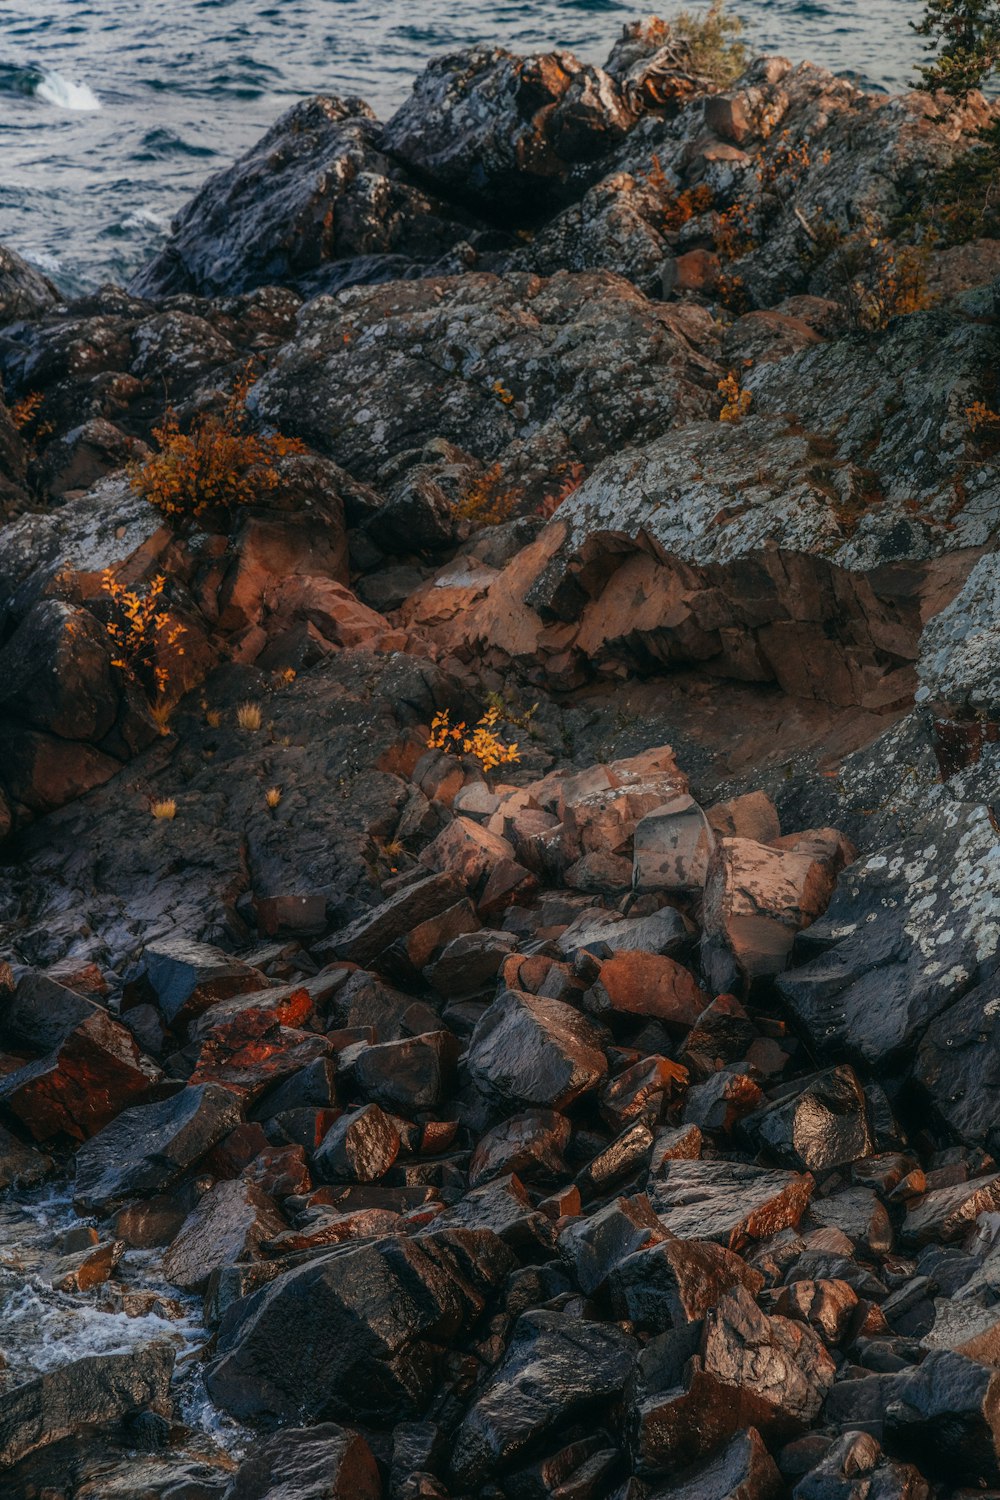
[585,950,707,1028]
[419,816,517,890]
[0,1007,162,1142]
[191,1011,330,1102]
[634,1285,836,1473]
[600,1056,689,1130]
[610,1235,765,1332]
[649,1159,814,1250]
[314,1102,400,1182]
[703,836,840,989]
[469,1110,571,1188]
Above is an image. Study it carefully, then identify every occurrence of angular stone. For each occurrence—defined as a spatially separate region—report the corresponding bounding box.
[772,1278,859,1346]
[793,1431,926,1500]
[703,837,838,989]
[883,1349,1000,1486]
[558,1194,666,1295]
[469,1110,571,1188]
[633,794,716,892]
[809,1186,893,1256]
[682,994,759,1077]
[0,1007,163,1142]
[647,1427,783,1500]
[73,1083,243,1214]
[50,1238,125,1294]
[600,1057,689,1131]
[585,950,707,1028]
[903,1174,1000,1247]
[353,1031,460,1112]
[649,1160,814,1250]
[207,1228,514,1423]
[191,1011,331,1102]
[314,1103,400,1183]
[706,792,781,844]
[226,1423,382,1500]
[141,938,269,1031]
[333,874,463,967]
[683,1069,763,1135]
[425,928,517,997]
[419,1173,552,1252]
[450,1309,638,1486]
[611,1236,765,1334]
[163,1178,287,1292]
[468,988,608,1110]
[576,1119,655,1196]
[557,906,692,960]
[0,1346,174,1470]
[420,817,515,890]
[634,1285,836,1473]
[741,1066,875,1173]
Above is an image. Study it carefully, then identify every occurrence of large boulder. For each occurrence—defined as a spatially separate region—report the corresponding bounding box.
[383,48,634,215]
[0,242,59,324]
[0,1346,174,1470]
[467,988,608,1109]
[132,96,479,299]
[206,1228,514,1423]
[250,269,720,503]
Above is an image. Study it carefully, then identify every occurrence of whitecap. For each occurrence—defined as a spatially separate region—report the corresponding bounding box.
[35,67,101,112]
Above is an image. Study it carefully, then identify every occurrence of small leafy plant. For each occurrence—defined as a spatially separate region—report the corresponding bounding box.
[101,570,185,701]
[672,0,749,86]
[427,707,521,776]
[718,371,752,422]
[130,366,305,523]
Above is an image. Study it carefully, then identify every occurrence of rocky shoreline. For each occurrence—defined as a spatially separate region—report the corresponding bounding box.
[1,14,1000,1499]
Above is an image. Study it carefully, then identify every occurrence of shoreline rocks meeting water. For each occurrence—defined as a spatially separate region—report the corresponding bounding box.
[1,10,1000,1498]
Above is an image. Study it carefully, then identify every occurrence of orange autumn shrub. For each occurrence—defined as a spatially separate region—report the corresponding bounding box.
[130,365,305,522]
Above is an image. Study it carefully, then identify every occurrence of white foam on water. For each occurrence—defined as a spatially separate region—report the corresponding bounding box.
[35,67,101,111]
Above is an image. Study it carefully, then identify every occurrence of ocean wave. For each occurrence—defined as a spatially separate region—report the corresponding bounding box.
[0,62,101,111]
[36,66,101,110]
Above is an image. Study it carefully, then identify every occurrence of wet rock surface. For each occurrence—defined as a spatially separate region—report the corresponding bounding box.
[0,12,999,1500]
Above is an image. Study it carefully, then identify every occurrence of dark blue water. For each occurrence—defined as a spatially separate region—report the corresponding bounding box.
[0,0,926,295]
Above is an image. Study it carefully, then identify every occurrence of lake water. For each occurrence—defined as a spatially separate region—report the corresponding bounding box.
[0,0,928,294]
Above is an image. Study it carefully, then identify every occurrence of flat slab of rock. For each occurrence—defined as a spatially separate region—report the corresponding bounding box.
[903,1174,1000,1247]
[74,1082,243,1214]
[648,1159,814,1251]
[332,873,463,967]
